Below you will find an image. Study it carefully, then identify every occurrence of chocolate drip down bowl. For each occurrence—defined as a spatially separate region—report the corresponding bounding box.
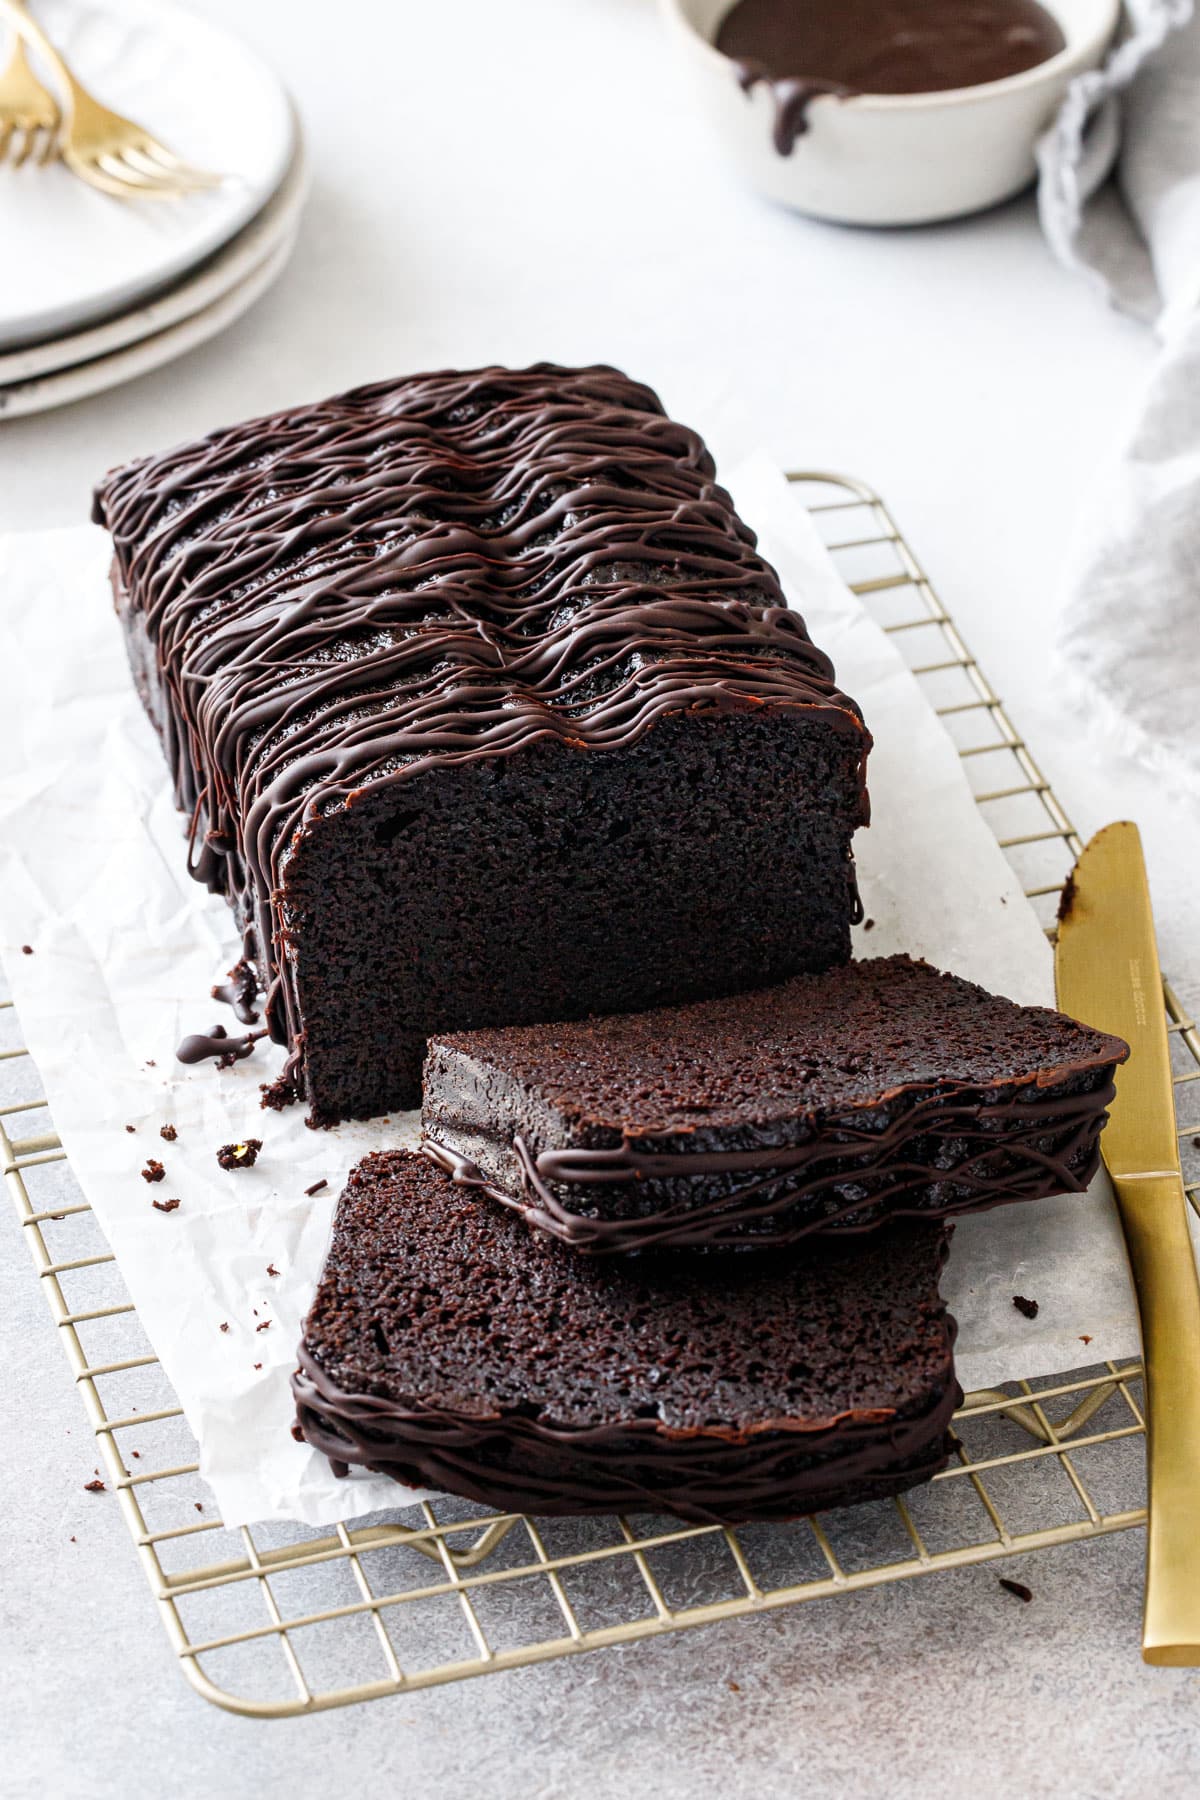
[662,0,1119,225]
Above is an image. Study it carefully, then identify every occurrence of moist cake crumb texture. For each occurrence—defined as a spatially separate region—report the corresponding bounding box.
[292,1150,958,1522]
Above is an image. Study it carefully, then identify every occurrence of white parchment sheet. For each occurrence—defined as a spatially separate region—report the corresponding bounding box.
[0,456,1139,1527]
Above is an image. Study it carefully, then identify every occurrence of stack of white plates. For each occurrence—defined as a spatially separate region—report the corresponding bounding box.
[0,0,306,418]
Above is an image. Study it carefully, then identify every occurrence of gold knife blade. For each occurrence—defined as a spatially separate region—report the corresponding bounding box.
[1055,820,1200,1666]
[1056,821,1179,1180]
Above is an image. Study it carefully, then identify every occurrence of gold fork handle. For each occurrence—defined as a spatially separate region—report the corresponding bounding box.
[1112,1169,1200,1665]
[0,0,80,120]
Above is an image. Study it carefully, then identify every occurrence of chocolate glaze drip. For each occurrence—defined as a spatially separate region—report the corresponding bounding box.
[733,63,851,155]
[211,957,260,1024]
[94,366,869,1091]
[291,1341,959,1524]
[176,1023,266,1067]
[423,1071,1116,1254]
[718,0,1068,156]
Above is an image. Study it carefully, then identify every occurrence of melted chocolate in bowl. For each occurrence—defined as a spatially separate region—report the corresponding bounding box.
[716,0,1068,153]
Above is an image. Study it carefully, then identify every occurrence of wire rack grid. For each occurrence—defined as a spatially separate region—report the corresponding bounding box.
[5,472,1199,1719]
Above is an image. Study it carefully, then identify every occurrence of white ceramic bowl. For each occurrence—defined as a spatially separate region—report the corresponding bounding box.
[661,0,1120,225]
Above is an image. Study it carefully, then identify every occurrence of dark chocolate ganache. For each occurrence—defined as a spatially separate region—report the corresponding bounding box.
[716,0,1068,153]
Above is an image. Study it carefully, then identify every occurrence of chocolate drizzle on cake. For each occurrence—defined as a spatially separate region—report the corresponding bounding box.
[96,365,869,1122]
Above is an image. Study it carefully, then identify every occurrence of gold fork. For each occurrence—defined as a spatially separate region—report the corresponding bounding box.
[0,0,223,198]
[0,2,59,166]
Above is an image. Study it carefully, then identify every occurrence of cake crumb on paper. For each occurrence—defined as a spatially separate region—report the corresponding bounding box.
[217,1138,262,1170]
[152,1197,181,1214]
[999,1577,1033,1603]
[141,1158,165,1184]
[1012,1294,1039,1320]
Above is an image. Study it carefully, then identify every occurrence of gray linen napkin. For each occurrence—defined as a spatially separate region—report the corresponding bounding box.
[1037,2,1200,793]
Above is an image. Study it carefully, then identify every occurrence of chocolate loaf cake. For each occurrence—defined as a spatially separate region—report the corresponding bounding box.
[292,1150,958,1522]
[93,365,870,1125]
[423,954,1128,1253]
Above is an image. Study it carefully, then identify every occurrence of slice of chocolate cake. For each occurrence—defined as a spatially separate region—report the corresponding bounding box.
[423,954,1128,1254]
[292,1150,959,1522]
[93,365,869,1125]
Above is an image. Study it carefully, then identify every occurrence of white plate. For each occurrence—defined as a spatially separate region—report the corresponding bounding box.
[0,0,295,349]
[0,226,297,418]
[0,112,307,384]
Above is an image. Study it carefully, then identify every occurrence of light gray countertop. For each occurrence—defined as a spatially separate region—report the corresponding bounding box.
[2,1,1198,1793]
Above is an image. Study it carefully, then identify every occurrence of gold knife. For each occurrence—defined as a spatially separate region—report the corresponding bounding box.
[1055,820,1200,1665]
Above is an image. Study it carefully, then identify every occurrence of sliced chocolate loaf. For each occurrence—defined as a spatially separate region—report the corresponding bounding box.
[292,1150,958,1522]
[423,954,1128,1253]
[93,365,869,1125]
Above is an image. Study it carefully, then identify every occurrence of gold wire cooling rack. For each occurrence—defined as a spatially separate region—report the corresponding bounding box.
[5,472,1200,1719]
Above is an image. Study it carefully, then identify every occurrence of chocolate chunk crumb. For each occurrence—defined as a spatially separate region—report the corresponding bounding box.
[216,1138,262,1170]
[159,1123,178,1142]
[862,918,875,932]
[1012,1294,1039,1320]
[70,1536,76,1542]
[141,1158,165,1183]
[1192,1136,1200,1152]
[253,1362,262,1371]
[219,1322,230,1333]
[999,1577,1033,1603]
[124,1124,136,1134]
[1080,1334,1093,1345]
[194,1502,204,1513]
[152,1197,181,1214]
[260,1072,299,1112]
[728,1680,741,1693]
[256,1320,272,1332]
[304,1178,328,1197]
[131,1451,140,1459]
[83,1479,105,1493]
[146,1059,157,1067]
[21,944,33,955]
[266,1263,279,1277]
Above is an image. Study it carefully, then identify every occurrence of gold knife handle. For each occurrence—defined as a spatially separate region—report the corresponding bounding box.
[1112,1170,1200,1665]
